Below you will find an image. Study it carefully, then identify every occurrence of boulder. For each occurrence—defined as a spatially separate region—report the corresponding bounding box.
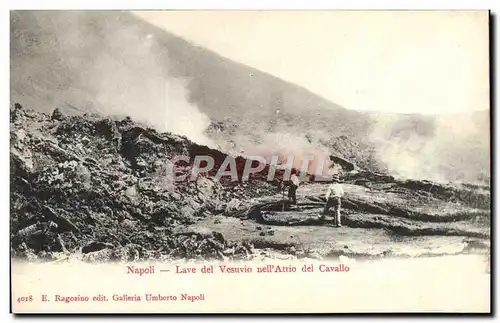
[51,108,64,121]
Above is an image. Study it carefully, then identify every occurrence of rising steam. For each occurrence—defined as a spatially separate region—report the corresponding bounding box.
[163,78,214,146]
[11,11,490,185]
[11,11,215,147]
[80,27,215,146]
[369,111,490,184]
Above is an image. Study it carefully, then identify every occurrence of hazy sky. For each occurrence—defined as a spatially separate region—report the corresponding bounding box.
[133,11,489,115]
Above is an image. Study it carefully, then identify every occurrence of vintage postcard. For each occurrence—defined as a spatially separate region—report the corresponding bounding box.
[10,10,491,313]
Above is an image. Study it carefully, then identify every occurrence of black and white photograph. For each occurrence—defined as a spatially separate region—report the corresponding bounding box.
[9,10,491,313]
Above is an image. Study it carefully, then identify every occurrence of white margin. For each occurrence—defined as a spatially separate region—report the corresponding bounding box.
[1,1,497,322]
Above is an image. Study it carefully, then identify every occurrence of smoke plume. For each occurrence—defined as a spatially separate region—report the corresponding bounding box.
[369,111,490,184]
[10,11,214,147]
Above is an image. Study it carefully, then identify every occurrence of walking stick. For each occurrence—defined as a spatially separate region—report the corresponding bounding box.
[281,181,285,212]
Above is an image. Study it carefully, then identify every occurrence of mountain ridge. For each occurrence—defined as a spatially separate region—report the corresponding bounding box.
[10,10,490,183]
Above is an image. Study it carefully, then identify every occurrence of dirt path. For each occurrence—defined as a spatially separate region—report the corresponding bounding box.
[186,182,490,259]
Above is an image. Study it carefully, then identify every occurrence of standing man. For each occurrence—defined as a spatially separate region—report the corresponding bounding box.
[288,169,300,205]
[320,174,344,227]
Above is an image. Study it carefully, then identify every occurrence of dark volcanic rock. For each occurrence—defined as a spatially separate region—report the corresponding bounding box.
[9,108,275,262]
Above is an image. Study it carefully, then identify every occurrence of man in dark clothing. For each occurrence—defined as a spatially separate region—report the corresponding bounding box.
[288,169,300,205]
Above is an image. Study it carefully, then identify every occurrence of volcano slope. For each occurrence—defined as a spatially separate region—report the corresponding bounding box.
[194,173,490,261]
[10,106,491,263]
[10,105,279,263]
[11,11,490,184]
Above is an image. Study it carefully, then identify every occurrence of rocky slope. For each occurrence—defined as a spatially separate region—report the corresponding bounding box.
[11,10,490,182]
[188,173,490,261]
[10,105,491,263]
[9,10,491,263]
[10,105,280,262]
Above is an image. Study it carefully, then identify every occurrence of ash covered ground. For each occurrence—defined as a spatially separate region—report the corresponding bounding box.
[10,105,491,264]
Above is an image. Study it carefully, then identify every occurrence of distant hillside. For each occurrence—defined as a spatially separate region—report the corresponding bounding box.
[10,11,490,183]
[10,11,369,137]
